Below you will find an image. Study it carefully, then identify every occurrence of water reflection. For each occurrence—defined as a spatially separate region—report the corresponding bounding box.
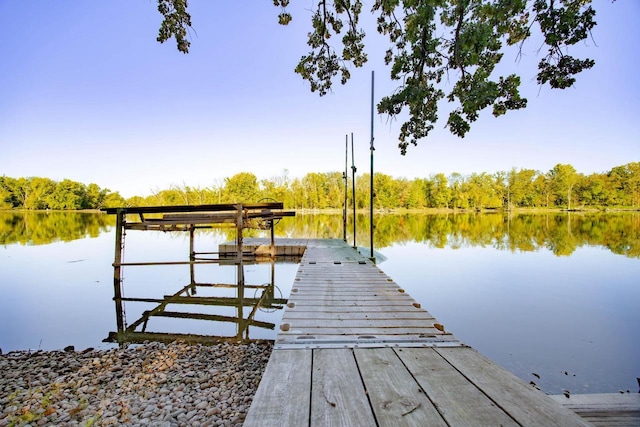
[3,211,637,259]
[282,212,640,258]
[104,258,295,346]
[0,211,115,246]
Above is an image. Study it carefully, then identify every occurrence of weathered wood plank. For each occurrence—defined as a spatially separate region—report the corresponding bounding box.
[436,347,591,426]
[549,393,640,411]
[291,291,405,296]
[283,305,430,313]
[291,286,407,291]
[550,393,640,427]
[291,282,402,287]
[396,347,518,426]
[243,349,311,427]
[283,311,435,320]
[278,333,456,342]
[293,281,397,286]
[283,319,441,328]
[354,347,447,426]
[286,299,419,306]
[281,326,447,335]
[289,295,416,302]
[310,349,376,427]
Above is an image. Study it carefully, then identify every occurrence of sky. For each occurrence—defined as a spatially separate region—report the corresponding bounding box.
[1,1,638,198]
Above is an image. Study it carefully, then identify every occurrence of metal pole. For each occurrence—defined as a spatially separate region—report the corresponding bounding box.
[370,70,375,261]
[270,219,275,257]
[351,133,357,249]
[113,209,126,334]
[343,135,348,242]
[189,226,195,286]
[236,203,244,261]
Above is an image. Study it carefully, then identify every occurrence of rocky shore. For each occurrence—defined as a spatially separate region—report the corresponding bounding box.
[0,341,273,426]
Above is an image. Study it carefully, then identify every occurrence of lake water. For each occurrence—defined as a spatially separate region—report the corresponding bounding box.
[1,211,638,396]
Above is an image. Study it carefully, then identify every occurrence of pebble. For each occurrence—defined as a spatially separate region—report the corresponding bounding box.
[0,341,272,426]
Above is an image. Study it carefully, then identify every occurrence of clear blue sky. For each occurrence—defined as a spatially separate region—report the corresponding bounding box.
[1,1,638,198]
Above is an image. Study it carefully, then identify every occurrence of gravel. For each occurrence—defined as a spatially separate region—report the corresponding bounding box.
[0,341,272,426]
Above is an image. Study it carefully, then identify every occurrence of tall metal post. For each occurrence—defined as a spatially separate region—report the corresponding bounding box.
[270,219,275,256]
[343,135,348,242]
[236,203,244,263]
[189,226,195,286]
[351,133,357,249]
[369,70,375,261]
[113,209,126,334]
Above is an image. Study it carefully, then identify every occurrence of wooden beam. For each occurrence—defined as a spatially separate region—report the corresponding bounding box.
[102,202,284,215]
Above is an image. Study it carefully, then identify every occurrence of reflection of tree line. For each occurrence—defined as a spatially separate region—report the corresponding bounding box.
[2,211,638,259]
[275,212,640,258]
[0,212,115,246]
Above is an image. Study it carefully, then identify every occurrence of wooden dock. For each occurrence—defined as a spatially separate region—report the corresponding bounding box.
[243,239,592,426]
[550,393,640,427]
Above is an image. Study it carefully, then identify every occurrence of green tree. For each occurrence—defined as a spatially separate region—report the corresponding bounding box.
[103,192,126,208]
[609,162,640,207]
[405,178,426,209]
[46,179,88,210]
[466,172,501,209]
[373,173,399,209]
[22,177,56,210]
[261,170,291,206]
[0,176,19,209]
[429,173,451,208]
[449,173,468,209]
[85,183,111,209]
[290,178,306,209]
[549,164,579,209]
[627,162,640,208]
[223,172,260,203]
[577,173,606,207]
[533,172,553,207]
[157,1,597,154]
[506,168,539,208]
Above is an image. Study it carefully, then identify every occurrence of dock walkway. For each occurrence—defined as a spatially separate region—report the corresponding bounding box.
[244,239,591,426]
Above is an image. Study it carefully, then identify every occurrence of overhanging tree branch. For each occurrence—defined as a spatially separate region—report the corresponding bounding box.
[155,0,598,154]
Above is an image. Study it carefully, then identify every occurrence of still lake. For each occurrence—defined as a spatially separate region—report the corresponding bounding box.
[1,210,638,396]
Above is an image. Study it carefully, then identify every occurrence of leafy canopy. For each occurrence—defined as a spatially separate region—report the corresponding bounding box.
[156,0,596,154]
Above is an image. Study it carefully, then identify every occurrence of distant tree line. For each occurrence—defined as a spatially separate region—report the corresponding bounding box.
[131,163,640,210]
[0,176,125,210]
[2,162,639,211]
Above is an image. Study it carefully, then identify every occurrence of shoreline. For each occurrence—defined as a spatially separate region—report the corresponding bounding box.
[0,341,273,427]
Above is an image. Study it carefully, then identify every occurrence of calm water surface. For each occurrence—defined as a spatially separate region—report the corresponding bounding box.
[1,211,638,396]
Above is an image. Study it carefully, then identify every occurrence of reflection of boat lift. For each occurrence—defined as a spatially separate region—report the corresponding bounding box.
[101,203,296,346]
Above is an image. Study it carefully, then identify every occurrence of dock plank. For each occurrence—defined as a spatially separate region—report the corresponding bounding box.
[288,299,421,306]
[311,349,376,427]
[281,326,447,335]
[435,347,591,426]
[396,347,518,426]
[354,347,447,426]
[282,311,435,320]
[283,318,441,328]
[243,349,311,426]
[550,393,640,427]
